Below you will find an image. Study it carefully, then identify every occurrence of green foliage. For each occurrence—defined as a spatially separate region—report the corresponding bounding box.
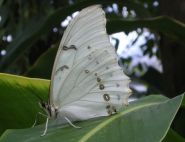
[0,73,49,135]
[107,16,185,46]
[0,0,119,72]
[182,97,185,108]
[25,46,58,79]
[0,73,184,141]
[163,129,185,142]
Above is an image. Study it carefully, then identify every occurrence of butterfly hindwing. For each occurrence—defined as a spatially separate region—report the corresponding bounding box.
[50,5,131,120]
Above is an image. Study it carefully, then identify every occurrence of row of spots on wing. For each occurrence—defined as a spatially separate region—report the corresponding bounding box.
[85,45,121,115]
[86,45,111,65]
[96,66,126,115]
[102,88,117,115]
[82,46,102,83]
[94,72,118,115]
[93,65,123,92]
[83,44,106,79]
[55,44,78,75]
[87,45,93,61]
[94,73,105,91]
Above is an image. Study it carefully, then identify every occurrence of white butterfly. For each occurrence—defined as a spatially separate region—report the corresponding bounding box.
[40,5,131,136]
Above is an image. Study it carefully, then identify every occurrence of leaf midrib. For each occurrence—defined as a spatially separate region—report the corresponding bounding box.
[79,101,165,142]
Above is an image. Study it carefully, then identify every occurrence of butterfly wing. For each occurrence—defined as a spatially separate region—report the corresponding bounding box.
[50,5,131,120]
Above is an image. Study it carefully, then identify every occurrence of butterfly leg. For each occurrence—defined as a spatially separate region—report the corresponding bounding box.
[41,117,49,136]
[32,112,48,127]
[32,113,38,127]
[64,117,81,129]
[32,112,49,136]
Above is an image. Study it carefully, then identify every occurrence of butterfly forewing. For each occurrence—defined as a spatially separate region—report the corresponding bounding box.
[50,5,131,119]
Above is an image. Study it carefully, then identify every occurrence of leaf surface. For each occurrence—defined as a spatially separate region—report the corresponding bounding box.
[0,81,183,142]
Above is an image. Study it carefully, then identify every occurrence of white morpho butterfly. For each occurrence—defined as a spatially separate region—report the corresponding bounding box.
[37,5,131,136]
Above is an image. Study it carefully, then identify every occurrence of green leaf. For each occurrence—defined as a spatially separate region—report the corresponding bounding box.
[171,107,185,139]
[107,16,185,46]
[0,0,4,6]
[0,91,183,142]
[182,97,185,108]
[163,129,185,142]
[25,47,57,79]
[0,73,49,135]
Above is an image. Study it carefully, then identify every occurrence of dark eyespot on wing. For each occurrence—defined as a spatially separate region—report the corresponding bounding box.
[106,105,111,109]
[99,84,105,90]
[103,94,110,101]
[88,54,92,60]
[107,109,112,115]
[97,77,101,82]
[70,45,77,49]
[112,106,117,113]
[63,45,77,50]
[55,65,69,74]
[85,70,89,73]
[96,61,99,64]
[116,83,120,87]
[106,105,117,115]
[63,46,68,50]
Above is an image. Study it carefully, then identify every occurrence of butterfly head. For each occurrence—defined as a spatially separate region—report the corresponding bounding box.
[39,101,58,119]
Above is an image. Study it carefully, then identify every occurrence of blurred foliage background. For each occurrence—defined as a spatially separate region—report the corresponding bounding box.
[0,0,185,140]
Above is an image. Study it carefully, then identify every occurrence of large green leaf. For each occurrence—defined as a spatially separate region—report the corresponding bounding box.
[0,73,49,135]
[0,73,184,141]
[0,86,183,142]
[163,129,185,142]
